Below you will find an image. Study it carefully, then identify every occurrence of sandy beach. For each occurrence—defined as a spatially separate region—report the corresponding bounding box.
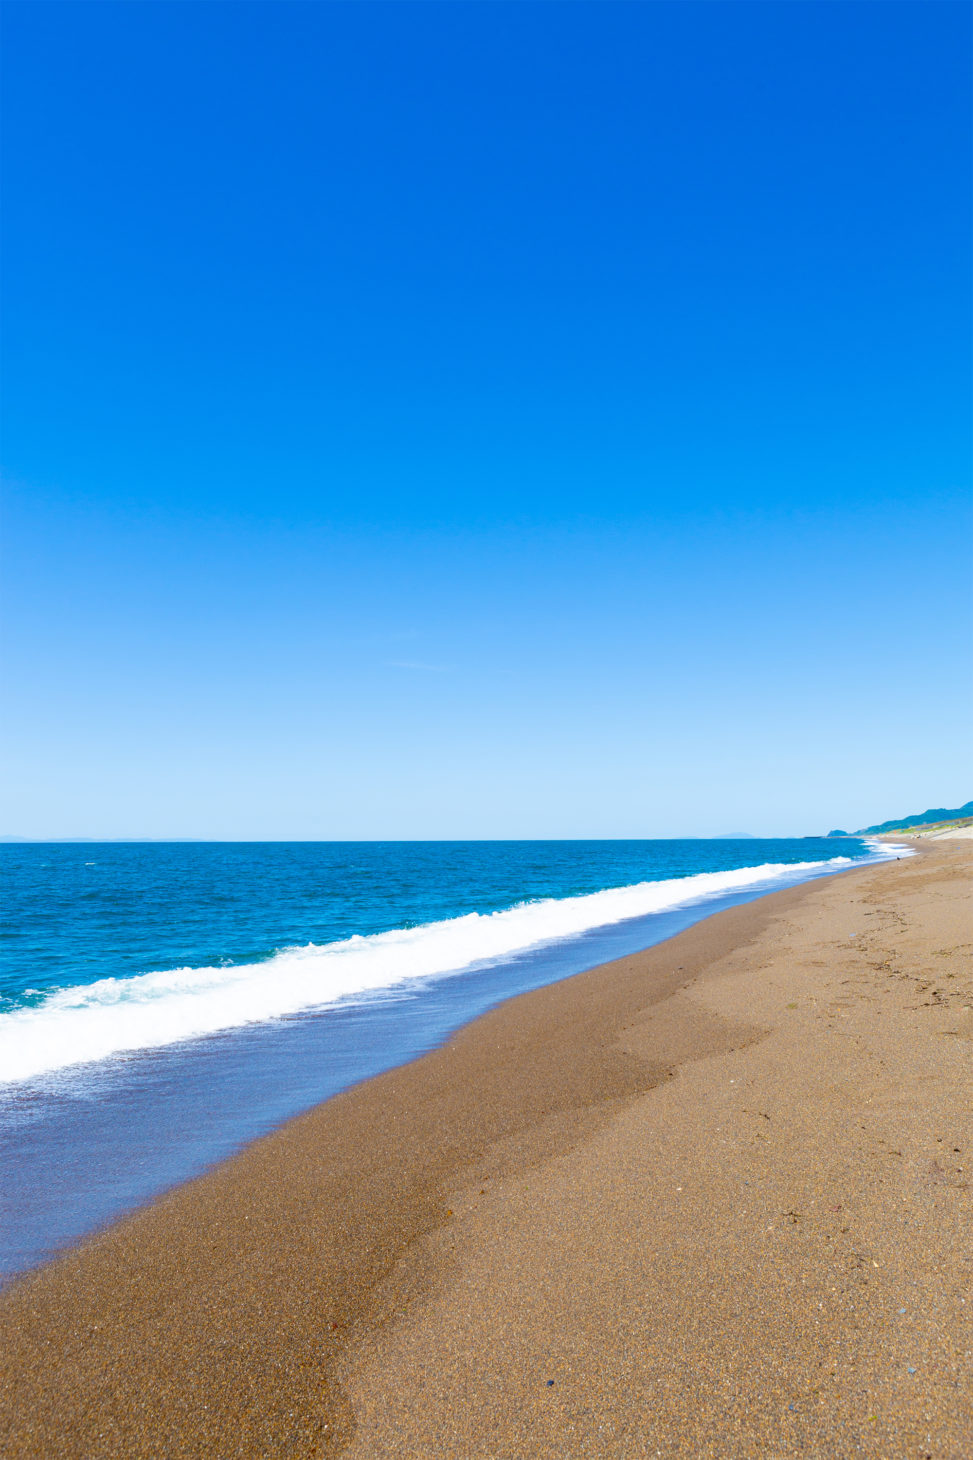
[1,841,970,1457]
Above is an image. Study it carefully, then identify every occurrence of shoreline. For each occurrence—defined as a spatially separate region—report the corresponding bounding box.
[0,843,888,1283]
[2,840,970,1456]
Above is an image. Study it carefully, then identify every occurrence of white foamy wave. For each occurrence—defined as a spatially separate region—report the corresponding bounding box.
[0,852,898,1086]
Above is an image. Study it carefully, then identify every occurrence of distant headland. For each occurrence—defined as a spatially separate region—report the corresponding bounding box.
[828,799,973,839]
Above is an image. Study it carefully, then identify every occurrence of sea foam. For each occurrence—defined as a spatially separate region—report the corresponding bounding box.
[0,845,907,1085]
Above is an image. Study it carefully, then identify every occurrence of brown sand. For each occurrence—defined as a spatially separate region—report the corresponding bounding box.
[1,843,970,1457]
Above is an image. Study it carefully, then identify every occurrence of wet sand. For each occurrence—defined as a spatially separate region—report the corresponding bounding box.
[1,843,970,1457]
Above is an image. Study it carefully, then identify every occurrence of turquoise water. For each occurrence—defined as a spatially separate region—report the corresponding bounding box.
[1,838,867,1007]
[0,837,893,1278]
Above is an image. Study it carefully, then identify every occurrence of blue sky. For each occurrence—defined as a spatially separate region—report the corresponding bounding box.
[2,0,969,839]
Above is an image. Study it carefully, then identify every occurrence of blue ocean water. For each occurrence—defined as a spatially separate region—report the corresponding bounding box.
[2,838,878,1010]
[0,837,897,1280]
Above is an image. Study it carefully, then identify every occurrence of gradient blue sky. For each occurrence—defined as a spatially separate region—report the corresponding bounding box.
[2,0,970,839]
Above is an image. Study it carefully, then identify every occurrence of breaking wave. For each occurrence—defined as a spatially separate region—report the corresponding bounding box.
[0,845,907,1085]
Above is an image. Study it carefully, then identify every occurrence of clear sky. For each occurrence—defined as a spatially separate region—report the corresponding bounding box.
[2,0,970,840]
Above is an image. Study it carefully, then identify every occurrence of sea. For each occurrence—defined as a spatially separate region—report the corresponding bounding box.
[0,836,907,1282]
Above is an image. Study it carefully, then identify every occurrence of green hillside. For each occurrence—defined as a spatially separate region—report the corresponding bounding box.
[858,800,973,835]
